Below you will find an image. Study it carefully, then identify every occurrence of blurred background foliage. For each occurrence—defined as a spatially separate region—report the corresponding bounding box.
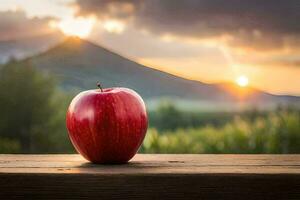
[0,61,299,154]
[0,60,73,153]
[142,108,300,153]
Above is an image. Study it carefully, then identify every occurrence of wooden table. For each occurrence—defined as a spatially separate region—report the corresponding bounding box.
[0,154,299,199]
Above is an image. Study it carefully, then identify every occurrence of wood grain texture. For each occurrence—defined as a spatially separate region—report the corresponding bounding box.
[0,154,300,199]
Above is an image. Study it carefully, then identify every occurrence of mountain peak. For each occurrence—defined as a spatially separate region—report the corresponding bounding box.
[42,36,105,57]
[52,36,117,55]
[63,36,83,43]
[59,36,87,48]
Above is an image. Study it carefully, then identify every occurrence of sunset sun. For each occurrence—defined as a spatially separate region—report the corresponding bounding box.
[236,75,249,87]
[55,17,95,38]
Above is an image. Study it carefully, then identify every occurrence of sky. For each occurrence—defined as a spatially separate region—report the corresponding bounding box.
[0,0,299,95]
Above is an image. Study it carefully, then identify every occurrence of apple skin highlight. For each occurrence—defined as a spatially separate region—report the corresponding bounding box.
[66,87,148,164]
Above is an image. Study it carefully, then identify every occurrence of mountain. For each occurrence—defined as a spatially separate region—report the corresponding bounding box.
[0,32,64,64]
[22,37,299,110]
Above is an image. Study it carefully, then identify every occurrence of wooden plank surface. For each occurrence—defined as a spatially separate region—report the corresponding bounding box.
[0,154,300,199]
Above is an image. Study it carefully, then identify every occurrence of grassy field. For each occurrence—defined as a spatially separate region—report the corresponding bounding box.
[142,106,300,153]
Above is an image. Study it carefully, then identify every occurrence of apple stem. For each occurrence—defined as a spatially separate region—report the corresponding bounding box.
[97,82,103,92]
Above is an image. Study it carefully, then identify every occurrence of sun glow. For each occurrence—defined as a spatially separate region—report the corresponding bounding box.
[55,17,95,38]
[236,75,249,87]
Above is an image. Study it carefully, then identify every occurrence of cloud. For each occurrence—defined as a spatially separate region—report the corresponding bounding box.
[0,10,57,41]
[74,0,300,52]
[258,59,300,68]
[74,0,142,20]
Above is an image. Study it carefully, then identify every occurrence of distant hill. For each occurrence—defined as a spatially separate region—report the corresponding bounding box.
[0,32,64,64]
[20,37,299,110]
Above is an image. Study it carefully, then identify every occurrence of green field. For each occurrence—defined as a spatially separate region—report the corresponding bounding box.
[143,106,300,153]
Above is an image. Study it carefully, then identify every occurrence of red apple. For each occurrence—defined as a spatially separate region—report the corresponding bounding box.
[66,85,148,164]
